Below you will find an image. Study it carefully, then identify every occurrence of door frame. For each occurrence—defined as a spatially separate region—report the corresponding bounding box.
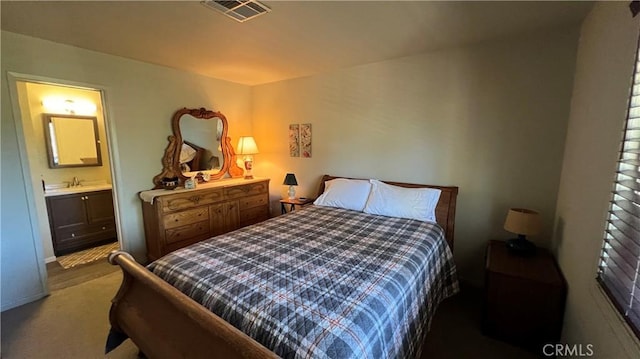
[6,72,124,297]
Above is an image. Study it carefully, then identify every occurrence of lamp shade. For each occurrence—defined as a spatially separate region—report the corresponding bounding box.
[504,208,541,235]
[237,136,259,155]
[283,173,298,186]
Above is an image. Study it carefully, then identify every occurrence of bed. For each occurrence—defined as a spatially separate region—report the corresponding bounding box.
[106,175,459,358]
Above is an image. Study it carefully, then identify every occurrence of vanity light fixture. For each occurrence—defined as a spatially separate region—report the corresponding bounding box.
[237,136,259,179]
[42,97,97,115]
[200,0,271,23]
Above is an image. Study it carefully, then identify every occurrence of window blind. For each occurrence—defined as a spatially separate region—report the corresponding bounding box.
[597,38,640,339]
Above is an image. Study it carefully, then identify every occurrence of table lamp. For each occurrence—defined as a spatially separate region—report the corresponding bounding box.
[504,208,541,256]
[283,173,298,199]
[236,136,259,179]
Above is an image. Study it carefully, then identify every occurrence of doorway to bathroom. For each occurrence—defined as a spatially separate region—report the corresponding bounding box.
[11,78,121,291]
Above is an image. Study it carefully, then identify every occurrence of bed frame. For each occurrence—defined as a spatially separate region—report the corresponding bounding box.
[107,175,458,358]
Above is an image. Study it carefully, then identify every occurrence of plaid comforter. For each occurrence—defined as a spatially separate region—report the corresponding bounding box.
[148,205,459,359]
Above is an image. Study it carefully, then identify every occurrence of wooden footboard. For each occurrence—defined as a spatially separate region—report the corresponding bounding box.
[107,251,278,359]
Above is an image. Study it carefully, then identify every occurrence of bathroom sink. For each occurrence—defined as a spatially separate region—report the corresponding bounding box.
[44,184,112,197]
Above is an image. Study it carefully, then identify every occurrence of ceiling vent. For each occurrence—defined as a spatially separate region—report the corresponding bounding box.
[200,1,271,23]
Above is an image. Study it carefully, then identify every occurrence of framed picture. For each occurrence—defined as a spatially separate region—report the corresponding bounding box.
[300,123,312,158]
[289,124,300,157]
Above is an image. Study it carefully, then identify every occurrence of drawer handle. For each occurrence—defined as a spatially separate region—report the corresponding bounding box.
[102,226,106,230]
[190,196,201,204]
[71,233,75,237]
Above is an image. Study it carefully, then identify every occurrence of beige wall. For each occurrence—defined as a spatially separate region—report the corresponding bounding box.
[1,30,252,310]
[554,3,640,357]
[5,9,639,356]
[252,27,580,285]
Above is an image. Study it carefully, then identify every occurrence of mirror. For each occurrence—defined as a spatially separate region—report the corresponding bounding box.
[179,114,224,176]
[43,114,102,168]
[152,107,243,189]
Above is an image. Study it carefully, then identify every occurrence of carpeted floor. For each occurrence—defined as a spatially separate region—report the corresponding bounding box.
[1,271,138,359]
[1,261,536,359]
[1,270,536,359]
[421,287,538,358]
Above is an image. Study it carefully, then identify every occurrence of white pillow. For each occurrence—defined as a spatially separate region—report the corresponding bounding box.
[179,143,197,163]
[363,179,441,222]
[313,178,372,212]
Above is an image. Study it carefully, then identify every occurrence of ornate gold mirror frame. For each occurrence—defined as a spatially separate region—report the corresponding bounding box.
[152,107,243,189]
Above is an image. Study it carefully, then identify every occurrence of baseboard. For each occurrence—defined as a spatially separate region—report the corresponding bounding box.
[45,256,57,263]
[1,291,47,312]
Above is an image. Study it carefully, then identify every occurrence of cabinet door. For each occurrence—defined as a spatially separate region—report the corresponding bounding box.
[210,200,239,236]
[224,200,240,232]
[86,190,115,224]
[47,194,88,230]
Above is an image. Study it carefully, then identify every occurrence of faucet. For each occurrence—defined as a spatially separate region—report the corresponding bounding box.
[72,177,81,187]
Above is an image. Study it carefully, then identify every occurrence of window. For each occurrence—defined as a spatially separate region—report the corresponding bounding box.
[597,37,640,338]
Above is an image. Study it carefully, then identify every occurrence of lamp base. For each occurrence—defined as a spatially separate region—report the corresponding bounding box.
[506,237,536,256]
[243,157,254,180]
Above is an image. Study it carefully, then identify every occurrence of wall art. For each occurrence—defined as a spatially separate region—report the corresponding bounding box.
[289,124,300,157]
[300,123,312,158]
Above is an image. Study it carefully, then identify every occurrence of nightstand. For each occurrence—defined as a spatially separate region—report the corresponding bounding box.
[280,197,314,214]
[483,240,567,354]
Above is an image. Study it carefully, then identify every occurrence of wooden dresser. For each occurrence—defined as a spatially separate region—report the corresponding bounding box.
[140,178,270,261]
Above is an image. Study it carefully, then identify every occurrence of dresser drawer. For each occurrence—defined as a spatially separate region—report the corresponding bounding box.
[160,189,224,212]
[56,221,116,242]
[54,222,117,256]
[163,207,209,229]
[238,193,268,210]
[165,220,210,244]
[141,179,270,259]
[224,181,268,200]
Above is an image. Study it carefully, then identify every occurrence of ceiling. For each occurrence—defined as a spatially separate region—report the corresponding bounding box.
[1,1,593,86]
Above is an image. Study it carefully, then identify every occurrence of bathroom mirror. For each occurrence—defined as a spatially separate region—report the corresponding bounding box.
[152,107,242,189]
[43,114,102,168]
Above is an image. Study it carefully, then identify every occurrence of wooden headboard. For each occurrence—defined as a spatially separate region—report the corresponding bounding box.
[316,175,459,250]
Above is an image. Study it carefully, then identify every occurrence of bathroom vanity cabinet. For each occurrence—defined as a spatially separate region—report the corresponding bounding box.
[46,189,117,256]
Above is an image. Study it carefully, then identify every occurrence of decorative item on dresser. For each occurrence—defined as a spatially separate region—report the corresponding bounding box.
[139,178,270,261]
[483,240,567,354]
[152,107,244,189]
[504,208,541,256]
[236,136,259,180]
